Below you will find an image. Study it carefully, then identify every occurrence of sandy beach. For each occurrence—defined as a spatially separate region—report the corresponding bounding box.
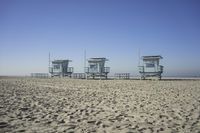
[0,77,200,133]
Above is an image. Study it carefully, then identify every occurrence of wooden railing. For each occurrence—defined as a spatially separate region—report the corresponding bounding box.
[85,67,110,73]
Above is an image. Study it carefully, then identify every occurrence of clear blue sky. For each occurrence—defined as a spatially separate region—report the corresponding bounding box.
[0,0,200,76]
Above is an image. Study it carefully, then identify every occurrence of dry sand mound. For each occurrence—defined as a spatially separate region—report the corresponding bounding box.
[0,78,200,133]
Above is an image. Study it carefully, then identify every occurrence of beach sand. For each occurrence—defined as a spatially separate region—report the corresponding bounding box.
[0,77,200,133]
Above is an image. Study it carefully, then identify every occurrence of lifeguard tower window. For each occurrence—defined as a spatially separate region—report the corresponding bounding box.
[90,64,97,70]
[145,61,155,67]
[53,64,60,69]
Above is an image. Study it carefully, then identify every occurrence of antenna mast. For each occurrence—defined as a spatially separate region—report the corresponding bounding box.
[49,52,51,68]
[138,48,140,66]
[84,49,86,70]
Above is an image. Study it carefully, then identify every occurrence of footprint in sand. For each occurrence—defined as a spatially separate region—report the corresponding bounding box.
[0,121,9,128]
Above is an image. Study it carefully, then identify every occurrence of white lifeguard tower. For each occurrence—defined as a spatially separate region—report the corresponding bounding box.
[85,58,110,79]
[49,60,73,77]
[138,55,163,80]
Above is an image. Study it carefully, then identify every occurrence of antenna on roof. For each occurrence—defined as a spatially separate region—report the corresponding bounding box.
[84,49,86,71]
[84,49,87,79]
[138,48,141,66]
[49,52,51,68]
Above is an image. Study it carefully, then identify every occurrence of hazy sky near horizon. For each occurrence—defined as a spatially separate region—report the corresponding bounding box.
[0,0,200,76]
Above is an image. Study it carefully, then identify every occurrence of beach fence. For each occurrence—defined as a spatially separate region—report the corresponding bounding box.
[31,73,49,78]
[72,73,86,79]
[115,73,130,79]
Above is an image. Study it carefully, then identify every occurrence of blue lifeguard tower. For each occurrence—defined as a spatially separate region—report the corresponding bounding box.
[49,60,73,77]
[138,55,163,80]
[85,58,110,79]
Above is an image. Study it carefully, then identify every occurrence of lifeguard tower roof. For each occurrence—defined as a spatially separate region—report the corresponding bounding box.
[52,60,72,63]
[88,58,108,62]
[142,55,163,60]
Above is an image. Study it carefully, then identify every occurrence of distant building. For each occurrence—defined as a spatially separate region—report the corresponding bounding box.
[49,60,73,77]
[85,58,110,79]
[138,55,163,80]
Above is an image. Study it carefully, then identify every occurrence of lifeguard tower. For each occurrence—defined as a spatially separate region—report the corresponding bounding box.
[138,55,163,80]
[85,58,110,79]
[49,60,73,77]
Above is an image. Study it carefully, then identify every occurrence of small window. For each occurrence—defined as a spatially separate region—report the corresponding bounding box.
[90,64,97,69]
[53,64,60,69]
